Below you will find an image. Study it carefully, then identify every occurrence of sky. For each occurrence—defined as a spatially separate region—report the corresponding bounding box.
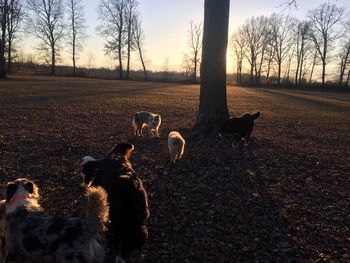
[20,0,350,72]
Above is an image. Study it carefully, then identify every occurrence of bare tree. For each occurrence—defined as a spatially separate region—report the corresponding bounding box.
[124,0,137,79]
[241,16,269,85]
[268,13,296,86]
[133,14,147,80]
[294,20,312,85]
[195,0,230,135]
[6,0,21,73]
[86,51,95,76]
[231,27,245,84]
[98,0,126,80]
[0,0,9,78]
[67,0,86,76]
[338,20,350,86]
[264,43,275,84]
[308,3,344,85]
[182,20,202,83]
[163,57,169,81]
[26,0,65,75]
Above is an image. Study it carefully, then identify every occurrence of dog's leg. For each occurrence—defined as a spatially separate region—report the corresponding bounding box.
[155,129,160,138]
[140,127,144,137]
[244,126,254,146]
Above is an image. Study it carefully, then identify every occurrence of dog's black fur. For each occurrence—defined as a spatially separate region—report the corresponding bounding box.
[81,151,149,259]
[218,111,261,146]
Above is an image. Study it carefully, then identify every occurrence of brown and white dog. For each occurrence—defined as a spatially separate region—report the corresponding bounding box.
[168,131,185,164]
[4,178,109,263]
[132,111,161,137]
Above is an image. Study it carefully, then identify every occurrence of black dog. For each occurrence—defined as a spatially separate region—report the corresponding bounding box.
[81,143,149,262]
[218,111,261,147]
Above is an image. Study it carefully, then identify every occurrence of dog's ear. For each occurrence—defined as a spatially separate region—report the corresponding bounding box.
[24,181,34,194]
[5,183,18,201]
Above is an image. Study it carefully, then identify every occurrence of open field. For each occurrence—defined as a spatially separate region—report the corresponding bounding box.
[0,75,349,262]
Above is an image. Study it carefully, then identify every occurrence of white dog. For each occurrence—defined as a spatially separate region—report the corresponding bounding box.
[168,131,185,164]
[132,111,161,137]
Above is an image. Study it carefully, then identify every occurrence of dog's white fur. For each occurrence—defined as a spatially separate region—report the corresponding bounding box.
[132,111,161,137]
[5,184,41,214]
[168,131,185,164]
[80,156,96,187]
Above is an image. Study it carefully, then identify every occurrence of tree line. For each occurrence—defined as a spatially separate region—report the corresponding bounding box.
[0,0,148,79]
[231,2,350,87]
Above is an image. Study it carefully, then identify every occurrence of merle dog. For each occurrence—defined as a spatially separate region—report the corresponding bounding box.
[218,111,261,147]
[4,178,109,263]
[81,144,149,262]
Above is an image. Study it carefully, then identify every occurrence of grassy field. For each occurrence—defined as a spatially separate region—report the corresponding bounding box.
[0,75,349,262]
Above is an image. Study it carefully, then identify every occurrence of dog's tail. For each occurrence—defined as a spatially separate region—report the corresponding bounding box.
[251,111,261,120]
[85,186,109,237]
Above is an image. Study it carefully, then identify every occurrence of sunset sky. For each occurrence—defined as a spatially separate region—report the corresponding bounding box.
[21,0,350,72]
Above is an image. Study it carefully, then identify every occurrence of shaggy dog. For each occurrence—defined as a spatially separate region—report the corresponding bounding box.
[4,178,109,263]
[168,131,185,164]
[218,111,261,147]
[80,143,135,188]
[0,200,6,263]
[81,145,149,262]
[132,111,161,137]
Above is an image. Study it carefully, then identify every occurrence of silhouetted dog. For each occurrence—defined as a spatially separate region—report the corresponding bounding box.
[218,111,261,147]
[81,145,149,262]
[4,178,109,263]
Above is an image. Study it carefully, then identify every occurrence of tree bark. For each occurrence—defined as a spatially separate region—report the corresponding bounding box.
[194,0,230,136]
[51,46,56,75]
[137,42,148,80]
[0,0,7,78]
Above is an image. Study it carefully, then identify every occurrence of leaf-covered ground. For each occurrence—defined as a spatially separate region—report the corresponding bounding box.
[0,76,349,262]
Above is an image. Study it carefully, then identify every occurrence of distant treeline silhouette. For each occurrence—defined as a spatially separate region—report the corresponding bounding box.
[231,3,350,87]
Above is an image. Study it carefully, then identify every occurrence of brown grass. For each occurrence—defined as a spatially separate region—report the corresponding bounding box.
[0,75,349,262]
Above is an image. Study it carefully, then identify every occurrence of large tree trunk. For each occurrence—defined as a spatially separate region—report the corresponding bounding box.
[277,60,282,86]
[309,51,317,84]
[7,39,12,73]
[73,36,76,76]
[0,38,5,78]
[346,70,350,87]
[0,4,7,79]
[321,59,326,86]
[194,0,230,136]
[138,43,148,80]
[51,46,56,75]
[193,51,197,83]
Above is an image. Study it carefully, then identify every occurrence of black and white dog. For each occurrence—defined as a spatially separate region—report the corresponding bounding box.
[4,178,109,263]
[218,111,261,147]
[81,143,149,262]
